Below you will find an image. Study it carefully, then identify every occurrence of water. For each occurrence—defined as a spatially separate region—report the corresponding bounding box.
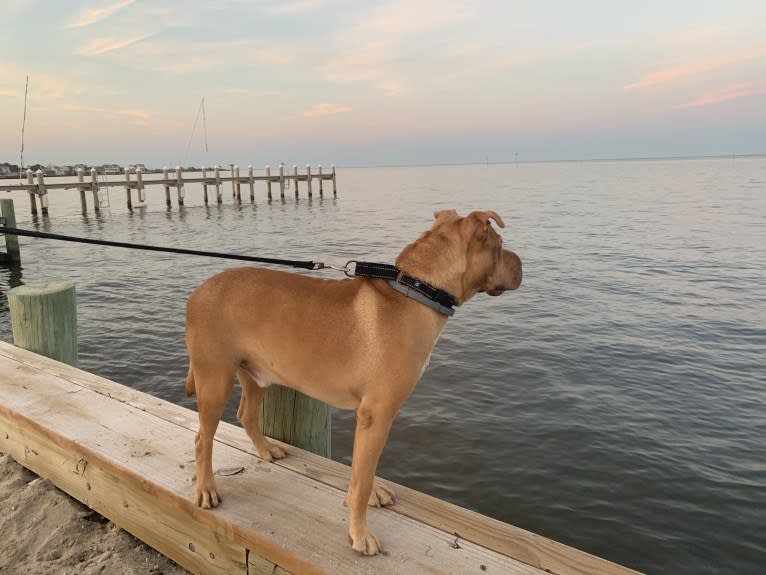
[1,157,764,574]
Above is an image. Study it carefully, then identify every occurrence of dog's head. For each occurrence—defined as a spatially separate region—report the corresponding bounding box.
[397,209,522,305]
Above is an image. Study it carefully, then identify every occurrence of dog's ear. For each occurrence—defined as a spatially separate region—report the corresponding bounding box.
[434,209,459,222]
[467,210,505,241]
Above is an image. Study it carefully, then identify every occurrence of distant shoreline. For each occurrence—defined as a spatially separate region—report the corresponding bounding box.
[1,152,764,178]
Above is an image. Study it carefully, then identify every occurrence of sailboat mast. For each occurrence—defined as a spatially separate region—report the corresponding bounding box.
[19,75,29,177]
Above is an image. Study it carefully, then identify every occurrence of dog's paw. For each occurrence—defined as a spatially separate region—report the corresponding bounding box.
[368,482,395,507]
[349,528,383,556]
[195,484,222,509]
[257,442,286,462]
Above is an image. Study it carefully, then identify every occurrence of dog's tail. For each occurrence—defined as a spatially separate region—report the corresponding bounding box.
[185,366,196,397]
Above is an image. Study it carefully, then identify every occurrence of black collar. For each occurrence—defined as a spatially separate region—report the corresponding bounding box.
[347,261,456,317]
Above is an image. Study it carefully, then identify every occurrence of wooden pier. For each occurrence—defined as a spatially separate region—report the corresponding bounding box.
[0,341,641,575]
[0,164,337,216]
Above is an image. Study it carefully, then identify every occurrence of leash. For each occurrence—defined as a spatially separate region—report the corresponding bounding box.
[0,226,320,270]
[0,226,457,316]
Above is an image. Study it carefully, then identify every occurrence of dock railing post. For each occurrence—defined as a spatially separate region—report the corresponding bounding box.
[332,164,337,197]
[124,168,133,211]
[36,170,49,216]
[214,166,222,204]
[0,199,21,263]
[265,165,272,200]
[163,168,171,208]
[279,164,285,199]
[201,167,209,205]
[318,165,324,197]
[91,168,100,212]
[7,282,77,367]
[306,164,312,198]
[76,168,87,212]
[248,165,255,202]
[176,166,185,206]
[26,169,37,216]
[293,165,299,198]
[136,167,145,203]
[234,166,241,202]
[260,386,331,458]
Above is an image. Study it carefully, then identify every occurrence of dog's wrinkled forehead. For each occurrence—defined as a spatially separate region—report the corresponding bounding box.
[433,209,505,231]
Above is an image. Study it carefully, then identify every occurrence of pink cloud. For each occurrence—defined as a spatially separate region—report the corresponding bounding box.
[303,103,352,117]
[676,79,766,108]
[624,56,734,91]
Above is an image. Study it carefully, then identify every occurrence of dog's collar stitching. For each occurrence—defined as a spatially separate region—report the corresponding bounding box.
[348,261,456,317]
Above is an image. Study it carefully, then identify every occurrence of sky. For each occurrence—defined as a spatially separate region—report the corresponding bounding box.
[1,0,765,168]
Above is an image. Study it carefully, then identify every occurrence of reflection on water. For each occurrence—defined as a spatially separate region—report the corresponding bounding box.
[1,157,765,575]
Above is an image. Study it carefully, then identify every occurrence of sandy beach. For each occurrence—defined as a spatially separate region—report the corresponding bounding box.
[0,452,190,575]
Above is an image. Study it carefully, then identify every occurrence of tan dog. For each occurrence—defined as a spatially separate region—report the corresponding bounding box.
[185,209,522,555]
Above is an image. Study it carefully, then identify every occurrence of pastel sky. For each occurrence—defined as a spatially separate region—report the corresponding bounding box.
[1,0,765,168]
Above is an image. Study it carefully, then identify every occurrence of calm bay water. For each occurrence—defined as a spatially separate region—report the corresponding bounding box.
[1,157,764,574]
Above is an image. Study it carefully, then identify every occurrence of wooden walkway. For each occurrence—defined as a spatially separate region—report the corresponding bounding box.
[0,341,642,575]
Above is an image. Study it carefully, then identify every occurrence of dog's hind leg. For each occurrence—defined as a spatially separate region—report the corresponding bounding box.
[236,369,287,462]
[193,367,233,509]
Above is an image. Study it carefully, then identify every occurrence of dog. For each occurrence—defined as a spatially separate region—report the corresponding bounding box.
[185,209,522,555]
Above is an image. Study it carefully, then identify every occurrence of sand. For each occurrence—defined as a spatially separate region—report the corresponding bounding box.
[0,452,191,575]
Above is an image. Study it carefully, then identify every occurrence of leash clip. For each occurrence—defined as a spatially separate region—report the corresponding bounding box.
[314,260,357,277]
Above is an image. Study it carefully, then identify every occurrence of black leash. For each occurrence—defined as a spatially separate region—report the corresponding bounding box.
[0,226,457,316]
[0,226,319,270]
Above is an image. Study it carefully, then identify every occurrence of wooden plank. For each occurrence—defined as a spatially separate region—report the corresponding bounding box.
[0,343,548,575]
[0,341,641,575]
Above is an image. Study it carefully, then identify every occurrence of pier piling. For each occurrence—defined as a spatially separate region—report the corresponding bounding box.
[7,282,77,366]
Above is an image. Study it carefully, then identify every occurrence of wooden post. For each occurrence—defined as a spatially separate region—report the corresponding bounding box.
[36,170,49,216]
[7,282,77,367]
[0,199,21,263]
[306,164,312,198]
[318,165,324,197]
[201,167,209,205]
[265,165,272,199]
[26,170,37,215]
[136,167,145,203]
[163,168,171,208]
[230,164,237,198]
[259,386,331,458]
[332,164,337,196]
[279,164,285,199]
[233,166,241,202]
[91,168,100,212]
[76,168,87,212]
[176,166,185,206]
[214,166,222,204]
[248,165,255,202]
[124,168,133,210]
[293,165,299,197]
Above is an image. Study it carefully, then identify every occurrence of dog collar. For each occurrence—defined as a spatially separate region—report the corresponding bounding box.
[345,261,456,317]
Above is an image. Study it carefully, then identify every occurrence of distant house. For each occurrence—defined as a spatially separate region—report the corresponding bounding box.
[103,164,122,175]
[0,165,10,176]
[46,164,72,176]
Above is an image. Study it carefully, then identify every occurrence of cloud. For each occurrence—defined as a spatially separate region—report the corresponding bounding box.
[267,0,334,15]
[676,79,766,109]
[319,0,474,86]
[0,87,21,98]
[67,0,136,29]
[57,102,153,125]
[624,51,766,91]
[303,103,352,117]
[380,83,404,97]
[77,34,149,56]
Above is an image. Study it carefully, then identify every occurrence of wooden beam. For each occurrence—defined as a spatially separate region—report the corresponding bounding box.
[0,342,570,575]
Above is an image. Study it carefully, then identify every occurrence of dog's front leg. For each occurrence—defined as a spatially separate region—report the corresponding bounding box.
[346,400,395,556]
